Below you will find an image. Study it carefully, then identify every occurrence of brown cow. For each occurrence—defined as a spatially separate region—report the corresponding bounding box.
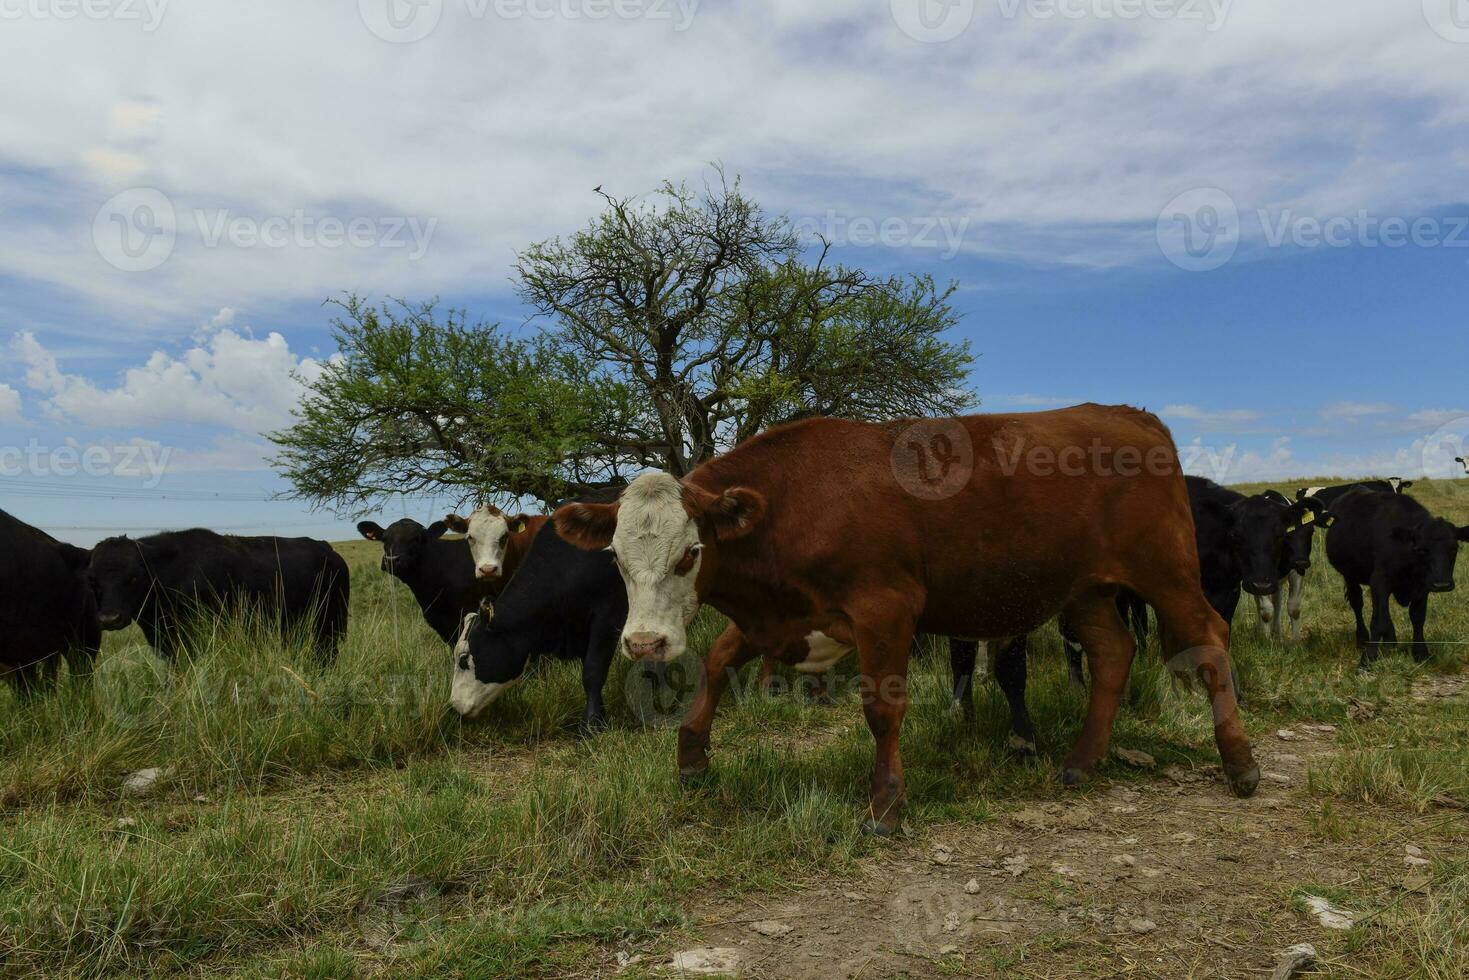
[555,405,1258,834]
[443,507,549,582]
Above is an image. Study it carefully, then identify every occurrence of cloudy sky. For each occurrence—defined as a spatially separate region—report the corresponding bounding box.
[3,0,1469,544]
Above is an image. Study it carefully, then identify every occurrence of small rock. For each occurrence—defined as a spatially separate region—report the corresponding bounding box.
[1002,854,1030,877]
[1265,772,1292,785]
[750,920,792,939]
[1276,729,1301,742]
[1271,943,1316,980]
[1170,832,1199,844]
[113,817,137,830]
[930,845,954,866]
[1128,918,1158,934]
[938,943,959,955]
[1405,844,1424,858]
[964,879,981,895]
[1404,855,1430,867]
[668,947,741,976]
[1304,895,1355,931]
[843,891,864,901]
[121,767,166,797]
[1050,863,1079,877]
[1114,747,1156,769]
[1275,753,1303,764]
[1112,854,1137,867]
[1347,699,1377,721]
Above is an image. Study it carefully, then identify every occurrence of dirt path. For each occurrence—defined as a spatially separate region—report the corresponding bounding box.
[632,674,1468,978]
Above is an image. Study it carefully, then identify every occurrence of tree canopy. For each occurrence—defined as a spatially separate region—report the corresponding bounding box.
[271,173,976,512]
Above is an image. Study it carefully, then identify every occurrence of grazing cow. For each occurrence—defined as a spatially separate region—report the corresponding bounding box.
[87,530,349,661]
[442,506,548,581]
[1295,479,1413,509]
[556,407,1259,834]
[1325,489,1469,668]
[1187,478,1330,643]
[357,519,494,645]
[0,509,101,694]
[451,521,627,731]
[1457,457,1468,476]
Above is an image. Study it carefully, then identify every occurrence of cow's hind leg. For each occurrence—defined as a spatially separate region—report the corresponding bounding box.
[1058,593,1135,786]
[1059,619,1087,688]
[1146,584,1258,798]
[678,624,760,780]
[993,636,1037,765]
[948,638,979,721]
[1345,581,1369,652]
[1408,595,1431,664]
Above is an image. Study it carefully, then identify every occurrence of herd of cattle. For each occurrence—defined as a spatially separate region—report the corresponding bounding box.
[3,405,1467,832]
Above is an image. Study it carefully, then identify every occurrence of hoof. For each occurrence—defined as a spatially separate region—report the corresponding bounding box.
[678,765,710,786]
[860,818,898,837]
[1060,767,1092,787]
[1227,766,1260,798]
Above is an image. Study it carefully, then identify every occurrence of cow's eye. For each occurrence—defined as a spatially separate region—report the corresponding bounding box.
[673,545,701,576]
[457,655,471,670]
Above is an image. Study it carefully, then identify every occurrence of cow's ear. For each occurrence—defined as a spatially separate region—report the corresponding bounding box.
[511,515,529,535]
[426,521,450,540]
[1399,480,1415,492]
[444,514,469,534]
[1262,490,1290,506]
[358,521,384,541]
[1390,526,1418,545]
[555,502,620,550]
[1288,497,1330,532]
[686,484,767,542]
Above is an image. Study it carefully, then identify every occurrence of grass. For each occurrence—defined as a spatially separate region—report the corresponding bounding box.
[1,478,1468,976]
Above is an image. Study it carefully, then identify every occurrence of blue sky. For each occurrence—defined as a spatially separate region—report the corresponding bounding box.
[3,1,1469,544]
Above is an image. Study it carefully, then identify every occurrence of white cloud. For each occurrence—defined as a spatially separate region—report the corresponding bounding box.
[10,323,325,435]
[1162,404,1265,430]
[0,383,21,425]
[1320,401,1393,422]
[0,3,1467,323]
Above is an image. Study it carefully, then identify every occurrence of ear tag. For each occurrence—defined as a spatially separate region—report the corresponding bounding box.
[1321,514,1336,528]
[1299,511,1315,526]
[516,519,527,533]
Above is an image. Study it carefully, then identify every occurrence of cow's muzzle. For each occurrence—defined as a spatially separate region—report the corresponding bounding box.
[1430,581,1456,594]
[97,613,125,630]
[624,631,670,662]
[475,564,501,579]
[1243,579,1276,597]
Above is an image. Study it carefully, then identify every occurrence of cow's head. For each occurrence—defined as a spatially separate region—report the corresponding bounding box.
[555,472,765,663]
[444,506,528,580]
[1228,492,1332,594]
[448,606,525,719]
[87,536,174,630]
[1457,457,1468,476]
[1388,477,1414,493]
[1389,518,1469,593]
[357,518,448,576]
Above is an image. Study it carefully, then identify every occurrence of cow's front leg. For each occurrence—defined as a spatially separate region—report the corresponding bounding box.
[579,618,618,735]
[677,623,758,780]
[1366,575,1395,668]
[1286,570,1305,642]
[851,589,919,836]
[947,637,980,721]
[1408,595,1430,664]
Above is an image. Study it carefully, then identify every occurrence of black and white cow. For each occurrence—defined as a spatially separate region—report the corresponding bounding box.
[1457,457,1468,476]
[88,529,350,662]
[1295,478,1413,509]
[1187,477,1330,639]
[1325,489,1469,668]
[357,518,495,645]
[1,508,101,694]
[450,521,628,732]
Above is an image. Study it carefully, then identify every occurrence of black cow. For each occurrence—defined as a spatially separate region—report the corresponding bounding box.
[1295,478,1413,509]
[0,509,100,694]
[1457,457,1468,476]
[357,518,494,645]
[87,530,349,662]
[450,522,627,732]
[1325,489,1469,668]
[1188,477,1330,633]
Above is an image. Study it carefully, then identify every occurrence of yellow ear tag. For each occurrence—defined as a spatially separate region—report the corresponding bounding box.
[1300,511,1315,526]
[515,520,527,533]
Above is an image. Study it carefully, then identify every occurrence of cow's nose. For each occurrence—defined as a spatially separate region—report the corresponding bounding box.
[476,563,500,579]
[624,632,668,661]
[1430,581,1455,593]
[1245,579,1276,596]
[98,613,121,629]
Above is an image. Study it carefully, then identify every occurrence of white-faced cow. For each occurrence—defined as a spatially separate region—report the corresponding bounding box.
[87,529,349,662]
[1,508,101,694]
[556,406,1258,834]
[442,506,546,581]
[1325,489,1469,668]
[450,520,627,732]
